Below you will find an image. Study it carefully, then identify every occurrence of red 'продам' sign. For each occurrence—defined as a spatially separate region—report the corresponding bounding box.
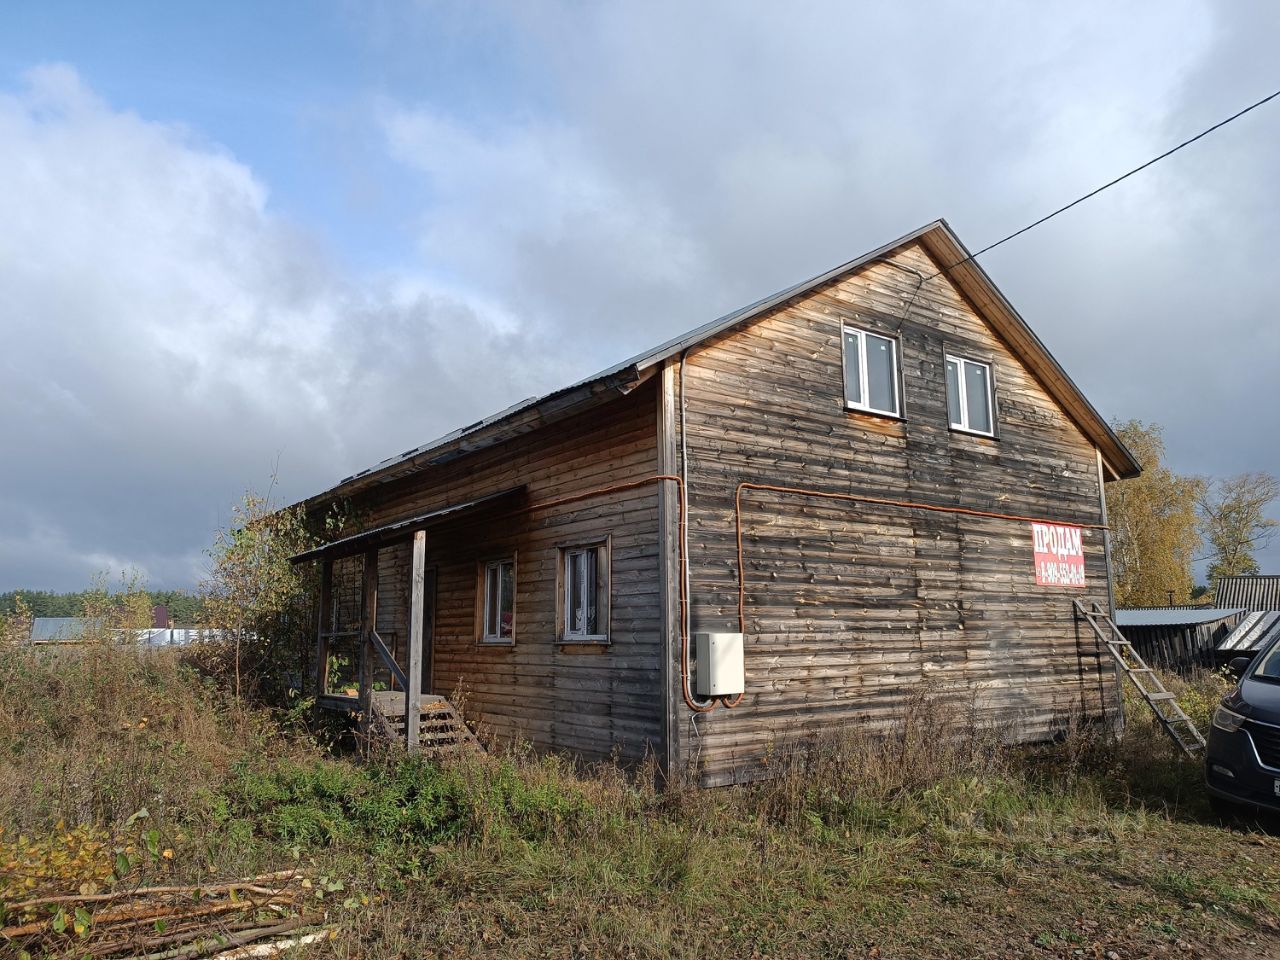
[1031,522,1086,588]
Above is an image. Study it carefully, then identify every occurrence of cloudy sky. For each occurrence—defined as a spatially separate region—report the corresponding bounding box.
[1,1,1277,591]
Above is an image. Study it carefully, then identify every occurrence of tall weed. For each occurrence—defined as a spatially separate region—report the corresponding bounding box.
[0,643,274,832]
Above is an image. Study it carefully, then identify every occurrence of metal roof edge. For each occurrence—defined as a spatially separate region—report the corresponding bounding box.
[294,216,1140,511]
[290,486,527,564]
[295,365,641,512]
[628,220,947,372]
[923,223,1141,479]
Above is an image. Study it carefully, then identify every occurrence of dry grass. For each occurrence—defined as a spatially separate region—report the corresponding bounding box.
[0,642,282,833]
[2,647,1278,959]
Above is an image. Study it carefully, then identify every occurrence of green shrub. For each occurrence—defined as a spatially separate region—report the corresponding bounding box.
[215,752,598,855]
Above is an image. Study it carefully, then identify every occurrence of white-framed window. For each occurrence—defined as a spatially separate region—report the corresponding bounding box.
[480,558,515,643]
[561,542,609,643]
[945,354,995,436]
[842,325,900,417]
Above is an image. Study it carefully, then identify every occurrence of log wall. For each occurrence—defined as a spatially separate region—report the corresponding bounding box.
[675,241,1120,785]
[327,380,663,764]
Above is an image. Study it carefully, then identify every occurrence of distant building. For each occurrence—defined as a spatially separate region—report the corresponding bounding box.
[29,617,100,643]
[28,609,221,647]
[1216,575,1280,611]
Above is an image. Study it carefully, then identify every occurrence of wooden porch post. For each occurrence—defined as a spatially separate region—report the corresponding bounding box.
[406,530,427,750]
[315,558,333,697]
[358,547,379,739]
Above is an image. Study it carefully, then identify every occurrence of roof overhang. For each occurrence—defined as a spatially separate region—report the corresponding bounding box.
[623,220,1141,479]
[297,365,649,513]
[291,218,1140,515]
[289,486,526,564]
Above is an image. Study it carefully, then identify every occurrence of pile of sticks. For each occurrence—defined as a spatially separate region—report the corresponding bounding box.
[1,870,332,959]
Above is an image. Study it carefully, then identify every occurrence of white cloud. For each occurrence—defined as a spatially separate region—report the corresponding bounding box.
[5,0,1280,590]
[371,0,1280,572]
[0,64,557,589]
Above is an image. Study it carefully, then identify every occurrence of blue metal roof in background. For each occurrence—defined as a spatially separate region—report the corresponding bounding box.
[1115,607,1245,627]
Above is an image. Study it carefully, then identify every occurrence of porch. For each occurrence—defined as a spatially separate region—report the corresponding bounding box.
[290,486,524,752]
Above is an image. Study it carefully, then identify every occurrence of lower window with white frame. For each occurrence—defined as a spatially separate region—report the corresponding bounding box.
[945,353,995,436]
[561,542,610,643]
[479,558,515,643]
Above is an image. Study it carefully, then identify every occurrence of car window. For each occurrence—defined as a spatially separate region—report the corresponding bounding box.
[1253,642,1280,681]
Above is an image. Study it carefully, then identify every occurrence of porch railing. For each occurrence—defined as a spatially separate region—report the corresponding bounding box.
[317,531,431,751]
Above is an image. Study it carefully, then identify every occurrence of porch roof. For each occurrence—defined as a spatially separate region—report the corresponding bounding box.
[288,485,526,565]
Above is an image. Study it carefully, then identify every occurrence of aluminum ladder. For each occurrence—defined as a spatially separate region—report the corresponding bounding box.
[1073,599,1206,757]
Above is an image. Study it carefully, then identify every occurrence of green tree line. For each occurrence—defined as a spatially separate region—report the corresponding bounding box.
[0,588,205,624]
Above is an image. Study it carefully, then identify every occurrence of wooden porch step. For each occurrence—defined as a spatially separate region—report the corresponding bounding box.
[367,692,482,757]
[372,690,452,717]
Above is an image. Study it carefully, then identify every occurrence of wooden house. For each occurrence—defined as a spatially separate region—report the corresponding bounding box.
[288,220,1140,786]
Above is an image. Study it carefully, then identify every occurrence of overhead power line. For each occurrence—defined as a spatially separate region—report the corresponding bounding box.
[941,85,1280,276]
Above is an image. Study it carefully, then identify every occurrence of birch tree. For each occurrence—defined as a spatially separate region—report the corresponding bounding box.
[1199,472,1280,589]
[1108,420,1203,606]
[201,493,316,702]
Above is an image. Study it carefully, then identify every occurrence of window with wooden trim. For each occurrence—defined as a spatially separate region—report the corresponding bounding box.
[945,354,995,436]
[842,325,900,417]
[480,558,515,643]
[560,542,609,643]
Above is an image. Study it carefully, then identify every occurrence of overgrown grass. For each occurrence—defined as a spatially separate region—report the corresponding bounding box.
[2,644,1277,959]
[0,642,284,833]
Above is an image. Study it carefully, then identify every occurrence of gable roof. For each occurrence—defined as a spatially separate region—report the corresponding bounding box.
[300,219,1140,510]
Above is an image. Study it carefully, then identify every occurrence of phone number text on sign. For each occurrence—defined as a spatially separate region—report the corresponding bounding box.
[1031,522,1086,588]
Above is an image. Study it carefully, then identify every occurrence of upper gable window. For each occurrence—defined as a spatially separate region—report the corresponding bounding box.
[945,354,995,436]
[842,326,900,417]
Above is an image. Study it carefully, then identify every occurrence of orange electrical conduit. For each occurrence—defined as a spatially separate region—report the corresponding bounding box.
[497,476,1110,716]
[503,474,720,712]
[728,481,1112,707]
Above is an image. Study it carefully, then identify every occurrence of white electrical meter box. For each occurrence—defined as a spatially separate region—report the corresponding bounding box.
[695,631,745,697]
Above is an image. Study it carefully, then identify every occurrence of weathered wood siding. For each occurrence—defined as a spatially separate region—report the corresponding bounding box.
[676,242,1119,785]
[1120,614,1244,671]
[328,380,663,764]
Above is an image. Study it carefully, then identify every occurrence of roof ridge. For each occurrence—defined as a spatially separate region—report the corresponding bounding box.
[298,218,1139,509]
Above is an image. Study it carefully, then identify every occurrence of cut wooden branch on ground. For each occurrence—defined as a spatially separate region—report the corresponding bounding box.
[0,870,331,960]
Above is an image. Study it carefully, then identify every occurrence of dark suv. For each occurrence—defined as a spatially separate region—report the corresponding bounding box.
[1206,640,1280,813]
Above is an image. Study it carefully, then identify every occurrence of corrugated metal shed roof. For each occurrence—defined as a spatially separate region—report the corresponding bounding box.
[1115,607,1245,627]
[295,219,1141,513]
[1218,611,1280,653]
[1215,576,1280,611]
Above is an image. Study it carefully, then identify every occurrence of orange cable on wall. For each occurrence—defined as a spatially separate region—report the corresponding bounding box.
[734,480,1109,633]
[507,474,717,712]
[503,475,1110,716]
